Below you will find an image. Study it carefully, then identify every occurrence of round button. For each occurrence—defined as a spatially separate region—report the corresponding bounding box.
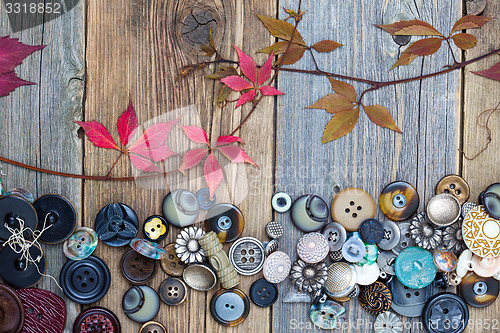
[210,288,250,327]
[250,278,279,307]
[436,174,470,205]
[0,283,24,333]
[73,307,120,333]
[63,227,98,261]
[309,299,346,330]
[95,203,139,247]
[291,195,329,232]
[322,222,347,252]
[272,192,292,213]
[205,203,244,243]
[355,262,380,285]
[60,255,111,304]
[160,243,186,276]
[229,237,265,275]
[263,251,291,283]
[139,321,167,333]
[374,312,403,333]
[0,195,38,240]
[388,277,434,317]
[459,271,499,307]
[324,262,357,298]
[462,201,477,219]
[433,249,457,272]
[410,212,443,250]
[482,183,500,219]
[463,205,500,258]
[395,247,437,289]
[331,188,375,231]
[427,194,461,227]
[391,222,415,255]
[121,249,157,285]
[359,281,392,315]
[159,277,187,306]
[359,218,384,244]
[470,254,500,277]
[143,215,169,242]
[341,234,366,263]
[130,238,166,260]
[0,244,45,288]
[296,232,329,263]
[264,239,279,256]
[377,221,401,251]
[290,260,328,293]
[182,263,217,291]
[33,194,77,244]
[175,226,206,264]
[123,285,160,323]
[196,188,216,210]
[423,293,468,333]
[265,221,284,239]
[162,189,200,228]
[379,181,419,221]
[377,251,397,275]
[16,288,65,333]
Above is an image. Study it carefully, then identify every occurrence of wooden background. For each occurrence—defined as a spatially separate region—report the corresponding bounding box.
[0,0,498,332]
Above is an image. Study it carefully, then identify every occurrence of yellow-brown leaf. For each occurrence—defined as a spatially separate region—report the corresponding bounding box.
[276,44,307,65]
[376,20,443,36]
[404,38,443,56]
[305,94,354,113]
[451,15,494,34]
[311,40,343,53]
[258,41,290,55]
[391,52,418,69]
[257,14,306,46]
[363,105,402,133]
[328,77,357,102]
[322,108,359,143]
[451,33,478,50]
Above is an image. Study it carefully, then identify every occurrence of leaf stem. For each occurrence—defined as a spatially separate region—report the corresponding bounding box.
[106,153,124,177]
[445,37,459,64]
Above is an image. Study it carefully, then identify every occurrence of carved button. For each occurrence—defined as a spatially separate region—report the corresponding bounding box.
[379,181,419,221]
[0,244,45,288]
[423,293,468,333]
[229,237,265,275]
[374,312,403,333]
[16,288,65,333]
[123,285,160,323]
[196,188,216,210]
[205,203,244,243]
[459,271,499,308]
[130,238,166,260]
[359,218,384,244]
[175,226,206,263]
[456,249,473,278]
[291,195,329,232]
[162,189,200,228]
[60,255,111,305]
[143,215,169,242]
[265,221,284,239]
[377,220,400,251]
[391,222,415,255]
[435,174,470,205]
[331,188,375,231]
[33,194,77,244]
[470,254,500,277]
[121,249,157,285]
[341,234,366,263]
[63,227,98,261]
[395,247,437,289]
[389,277,435,318]
[426,194,461,227]
[432,249,457,273]
[377,251,397,275]
[359,281,392,315]
[297,232,329,263]
[0,283,24,333]
[309,299,346,330]
[271,192,292,213]
[73,307,120,333]
[159,277,187,306]
[0,195,38,241]
[139,321,167,333]
[463,205,500,258]
[95,203,139,247]
[355,262,380,286]
[210,288,250,327]
[250,278,279,307]
[324,262,357,298]
[160,243,186,277]
[481,183,500,219]
[263,251,291,284]
[182,263,217,291]
[322,222,347,252]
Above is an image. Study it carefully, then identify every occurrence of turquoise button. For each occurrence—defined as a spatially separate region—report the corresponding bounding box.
[395,246,437,289]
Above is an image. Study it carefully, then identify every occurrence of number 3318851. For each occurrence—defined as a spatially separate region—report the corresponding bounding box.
[5,2,62,14]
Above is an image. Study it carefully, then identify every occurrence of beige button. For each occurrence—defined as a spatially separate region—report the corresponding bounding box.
[331,188,375,231]
[435,174,470,205]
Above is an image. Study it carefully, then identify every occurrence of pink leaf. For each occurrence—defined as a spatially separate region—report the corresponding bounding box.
[236,90,256,108]
[217,145,257,166]
[75,120,119,150]
[204,153,223,199]
[181,126,209,145]
[117,99,139,147]
[259,85,284,96]
[472,62,500,81]
[0,71,35,97]
[130,143,177,162]
[220,75,253,91]
[0,36,45,76]
[179,148,207,172]
[234,46,257,84]
[129,119,179,151]
[129,154,163,173]
[215,135,244,147]
[257,51,274,86]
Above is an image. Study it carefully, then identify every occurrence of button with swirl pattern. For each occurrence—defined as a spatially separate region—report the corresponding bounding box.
[263,251,291,284]
[297,232,329,263]
[359,281,392,315]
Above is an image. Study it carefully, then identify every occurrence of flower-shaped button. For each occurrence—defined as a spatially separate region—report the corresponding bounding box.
[290,260,327,292]
[143,215,169,242]
[175,226,206,264]
[95,203,138,247]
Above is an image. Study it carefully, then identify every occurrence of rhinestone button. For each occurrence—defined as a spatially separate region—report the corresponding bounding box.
[229,237,265,275]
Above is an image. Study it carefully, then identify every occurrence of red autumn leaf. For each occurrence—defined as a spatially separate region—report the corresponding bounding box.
[472,62,500,81]
[363,105,402,133]
[328,77,357,103]
[451,15,494,34]
[217,145,257,166]
[0,36,45,76]
[117,99,139,147]
[234,46,257,84]
[204,153,223,199]
[179,148,208,172]
[305,94,355,113]
[322,108,360,143]
[257,50,273,86]
[259,86,285,96]
[311,40,343,53]
[130,143,177,162]
[391,52,418,69]
[75,120,119,150]
[0,71,35,97]
[451,33,478,50]
[215,135,244,146]
[181,126,209,145]
[277,44,307,65]
[220,75,253,91]
[129,153,163,173]
[256,14,306,46]
[376,20,443,36]
[129,119,179,152]
[404,38,443,56]
[236,90,256,108]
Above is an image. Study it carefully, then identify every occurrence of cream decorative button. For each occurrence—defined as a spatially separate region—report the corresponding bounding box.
[297,233,329,263]
[463,205,500,258]
[355,262,380,285]
[456,249,473,278]
[263,251,291,284]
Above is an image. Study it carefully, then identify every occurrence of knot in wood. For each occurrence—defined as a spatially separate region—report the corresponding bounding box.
[181,10,217,47]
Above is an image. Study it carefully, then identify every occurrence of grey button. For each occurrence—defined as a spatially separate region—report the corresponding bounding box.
[377,251,397,275]
[377,221,401,251]
[391,222,415,255]
[389,277,434,317]
[265,221,284,239]
[271,192,292,213]
[229,237,265,275]
[322,222,347,252]
[210,288,250,326]
[196,188,216,210]
[341,236,366,263]
[264,239,279,256]
[461,201,477,218]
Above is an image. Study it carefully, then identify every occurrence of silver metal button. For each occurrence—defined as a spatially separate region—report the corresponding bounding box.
[229,237,265,276]
[377,251,397,275]
[265,221,284,239]
[322,222,347,252]
[377,220,401,251]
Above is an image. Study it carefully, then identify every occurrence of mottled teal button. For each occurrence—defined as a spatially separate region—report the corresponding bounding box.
[395,246,437,289]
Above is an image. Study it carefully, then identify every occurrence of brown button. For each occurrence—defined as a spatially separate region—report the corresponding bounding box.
[139,321,167,333]
[73,307,121,333]
[121,249,157,285]
[331,188,375,231]
[160,243,186,277]
[435,174,470,205]
[0,283,24,333]
[379,181,419,221]
[159,277,187,306]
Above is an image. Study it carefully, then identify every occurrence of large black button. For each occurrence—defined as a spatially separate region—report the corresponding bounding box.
[120,249,156,285]
[250,278,278,307]
[95,203,138,247]
[423,292,469,333]
[210,288,250,327]
[158,277,188,306]
[0,245,45,288]
[205,203,245,243]
[60,255,111,304]
[0,283,24,333]
[0,195,38,240]
[73,307,121,333]
[33,194,77,244]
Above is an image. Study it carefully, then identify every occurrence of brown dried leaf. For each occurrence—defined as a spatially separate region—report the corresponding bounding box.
[404,38,443,55]
[376,20,443,36]
[311,40,343,53]
[305,94,354,113]
[391,52,418,69]
[257,14,306,46]
[322,108,359,143]
[206,66,239,80]
[276,44,307,65]
[200,45,216,57]
[217,85,233,107]
[451,33,478,50]
[363,104,402,133]
[472,62,500,81]
[451,15,494,34]
[328,77,356,102]
[258,41,292,55]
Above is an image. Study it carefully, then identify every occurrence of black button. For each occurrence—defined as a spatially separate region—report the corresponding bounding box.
[159,277,188,306]
[60,255,111,304]
[210,288,250,327]
[423,292,469,333]
[0,195,38,240]
[0,244,45,288]
[359,218,384,244]
[459,271,499,308]
[139,321,167,333]
[73,307,121,333]
[0,283,24,333]
[250,278,278,307]
[205,203,245,243]
[143,215,169,242]
[16,288,66,333]
[33,194,77,244]
[95,203,138,247]
[120,249,156,285]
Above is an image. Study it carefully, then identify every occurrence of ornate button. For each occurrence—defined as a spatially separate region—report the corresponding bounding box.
[263,251,291,283]
[160,243,186,276]
[377,251,397,275]
[379,181,419,221]
[33,194,77,244]
[159,277,187,306]
[130,238,166,260]
[324,262,357,298]
[175,226,206,263]
[391,222,415,255]
[470,254,500,277]
[435,174,470,205]
[95,203,139,247]
[462,201,477,219]
[443,222,466,253]
[309,299,346,329]
[0,243,46,289]
[322,222,346,252]
[265,220,284,239]
[291,195,329,232]
[463,205,500,258]
[331,188,375,231]
[481,183,500,219]
[423,293,468,333]
[355,262,380,285]
[448,272,462,286]
[73,307,120,333]
[63,227,98,261]
[359,281,392,315]
[139,322,167,333]
[432,249,457,273]
[16,288,65,333]
[290,259,327,292]
[459,271,499,308]
[265,239,279,256]
[359,218,384,244]
[456,249,473,278]
[123,285,160,323]
[341,234,366,263]
[271,192,292,213]
[182,263,217,291]
[0,283,24,333]
[410,212,443,250]
[250,278,279,307]
[389,277,435,317]
[377,220,401,251]
[205,203,245,243]
[210,288,250,327]
[296,232,329,263]
[143,215,169,242]
[162,189,200,228]
[329,249,343,261]
[229,237,265,275]
[374,312,403,333]
[395,247,437,289]
[121,249,156,285]
[0,195,38,240]
[426,194,461,227]
[60,255,111,304]
[196,188,216,210]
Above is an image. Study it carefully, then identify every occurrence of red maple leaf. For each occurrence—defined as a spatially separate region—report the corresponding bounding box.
[221,46,284,108]
[76,99,178,173]
[179,126,257,198]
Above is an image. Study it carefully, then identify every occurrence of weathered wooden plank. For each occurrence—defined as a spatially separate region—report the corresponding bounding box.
[274,0,461,332]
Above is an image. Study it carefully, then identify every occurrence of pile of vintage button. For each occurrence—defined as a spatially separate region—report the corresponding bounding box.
[0,177,499,333]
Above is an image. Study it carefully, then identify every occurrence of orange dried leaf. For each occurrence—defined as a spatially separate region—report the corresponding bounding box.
[311,40,343,53]
[404,38,443,56]
[391,52,419,69]
[451,33,478,50]
[257,14,306,45]
[451,15,494,34]
[328,77,356,102]
[322,108,359,143]
[363,105,402,133]
[276,44,307,65]
[376,20,443,36]
[258,41,290,55]
[305,94,354,113]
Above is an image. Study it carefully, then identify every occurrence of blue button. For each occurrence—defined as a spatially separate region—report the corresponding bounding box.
[395,247,437,289]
